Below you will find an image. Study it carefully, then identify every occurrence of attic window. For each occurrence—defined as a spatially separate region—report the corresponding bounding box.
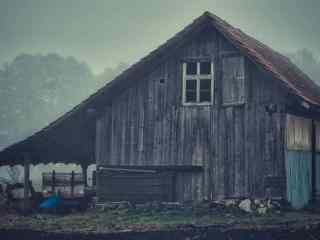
[182,61,214,105]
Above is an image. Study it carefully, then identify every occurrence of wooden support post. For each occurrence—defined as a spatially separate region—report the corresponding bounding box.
[23,154,30,214]
[71,170,75,197]
[92,170,96,187]
[52,170,56,193]
[81,164,88,187]
[312,120,317,202]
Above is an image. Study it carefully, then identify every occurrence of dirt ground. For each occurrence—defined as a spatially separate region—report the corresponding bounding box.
[1,203,320,234]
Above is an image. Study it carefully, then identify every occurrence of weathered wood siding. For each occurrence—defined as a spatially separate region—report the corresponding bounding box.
[285,114,312,208]
[96,27,287,201]
[96,30,217,201]
[214,51,287,199]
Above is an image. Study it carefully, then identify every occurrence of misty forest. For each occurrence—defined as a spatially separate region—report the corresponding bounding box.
[0,54,128,149]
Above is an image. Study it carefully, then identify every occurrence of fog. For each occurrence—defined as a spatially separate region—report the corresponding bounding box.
[0,1,320,182]
[1,0,320,73]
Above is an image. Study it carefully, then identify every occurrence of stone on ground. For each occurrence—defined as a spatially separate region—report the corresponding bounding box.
[239,199,252,213]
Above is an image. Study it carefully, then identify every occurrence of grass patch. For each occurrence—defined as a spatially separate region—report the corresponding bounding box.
[1,206,320,233]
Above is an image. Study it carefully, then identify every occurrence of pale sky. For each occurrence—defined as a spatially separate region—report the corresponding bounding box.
[0,0,319,73]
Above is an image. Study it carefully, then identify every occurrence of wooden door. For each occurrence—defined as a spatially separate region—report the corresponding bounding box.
[286,114,312,209]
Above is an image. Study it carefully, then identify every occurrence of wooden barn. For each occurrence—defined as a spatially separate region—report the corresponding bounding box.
[1,12,320,209]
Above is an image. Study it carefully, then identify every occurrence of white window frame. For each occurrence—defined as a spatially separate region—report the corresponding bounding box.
[182,61,214,106]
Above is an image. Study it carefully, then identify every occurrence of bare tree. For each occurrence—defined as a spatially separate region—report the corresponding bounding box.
[0,166,22,185]
[7,166,21,184]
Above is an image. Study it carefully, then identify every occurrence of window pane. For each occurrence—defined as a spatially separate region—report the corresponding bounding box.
[186,79,197,90]
[186,90,197,102]
[200,91,211,102]
[200,79,211,102]
[200,62,211,74]
[186,79,197,102]
[200,79,211,90]
[186,62,197,75]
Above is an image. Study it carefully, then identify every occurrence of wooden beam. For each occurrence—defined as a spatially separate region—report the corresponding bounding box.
[52,170,56,193]
[81,164,88,187]
[312,120,317,202]
[97,165,204,172]
[23,153,30,215]
[71,171,75,197]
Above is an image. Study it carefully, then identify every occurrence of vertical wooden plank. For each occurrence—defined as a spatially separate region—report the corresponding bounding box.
[82,164,88,187]
[52,170,56,193]
[286,114,312,151]
[316,153,320,196]
[71,170,75,197]
[286,114,312,208]
[217,108,226,199]
[95,118,102,165]
[234,107,244,197]
[23,154,30,214]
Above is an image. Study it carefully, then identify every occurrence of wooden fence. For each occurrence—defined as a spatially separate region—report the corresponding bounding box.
[42,170,84,196]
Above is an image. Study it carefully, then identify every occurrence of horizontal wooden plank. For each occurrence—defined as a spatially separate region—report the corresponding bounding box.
[100,189,166,195]
[98,165,203,172]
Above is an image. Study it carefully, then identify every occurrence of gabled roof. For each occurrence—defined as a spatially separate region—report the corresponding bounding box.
[204,12,320,106]
[1,11,320,165]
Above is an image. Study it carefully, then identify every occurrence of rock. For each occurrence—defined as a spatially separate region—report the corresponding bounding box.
[266,200,273,209]
[224,199,237,207]
[161,202,183,208]
[270,200,282,209]
[259,203,266,208]
[257,207,267,215]
[98,201,132,211]
[254,199,261,206]
[209,200,225,208]
[239,199,252,213]
[135,202,154,212]
[112,201,131,209]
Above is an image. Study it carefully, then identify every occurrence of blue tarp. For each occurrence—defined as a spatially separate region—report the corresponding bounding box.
[39,194,62,209]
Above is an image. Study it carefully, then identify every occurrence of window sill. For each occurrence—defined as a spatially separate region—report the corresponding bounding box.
[182,102,213,107]
[221,102,245,108]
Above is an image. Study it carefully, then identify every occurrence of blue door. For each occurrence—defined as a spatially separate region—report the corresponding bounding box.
[286,115,312,209]
[286,151,312,209]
